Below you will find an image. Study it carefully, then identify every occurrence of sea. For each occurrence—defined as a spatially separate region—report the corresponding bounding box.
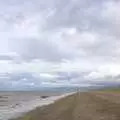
[0,91,67,120]
[0,86,78,120]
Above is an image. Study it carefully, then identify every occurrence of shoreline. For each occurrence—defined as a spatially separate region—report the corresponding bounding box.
[8,92,75,120]
[11,90,120,120]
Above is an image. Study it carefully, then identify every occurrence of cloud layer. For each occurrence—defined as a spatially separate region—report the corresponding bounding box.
[0,0,120,89]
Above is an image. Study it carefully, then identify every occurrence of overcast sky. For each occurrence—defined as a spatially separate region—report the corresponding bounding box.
[0,0,120,89]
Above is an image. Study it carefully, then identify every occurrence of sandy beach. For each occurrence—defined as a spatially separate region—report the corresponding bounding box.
[12,90,120,120]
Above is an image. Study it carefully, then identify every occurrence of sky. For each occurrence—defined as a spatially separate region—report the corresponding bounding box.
[0,0,120,89]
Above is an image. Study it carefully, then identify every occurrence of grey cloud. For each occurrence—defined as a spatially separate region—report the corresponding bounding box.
[0,53,21,61]
[0,0,120,89]
[0,72,41,89]
[0,0,119,62]
[44,0,108,31]
[0,55,13,60]
[44,0,120,59]
[10,38,74,62]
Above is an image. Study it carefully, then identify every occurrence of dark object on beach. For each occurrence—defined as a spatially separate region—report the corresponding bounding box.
[11,103,20,108]
[41,96,49,99]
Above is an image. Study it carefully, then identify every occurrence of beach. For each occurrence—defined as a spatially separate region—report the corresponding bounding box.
[12,90,120,120]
